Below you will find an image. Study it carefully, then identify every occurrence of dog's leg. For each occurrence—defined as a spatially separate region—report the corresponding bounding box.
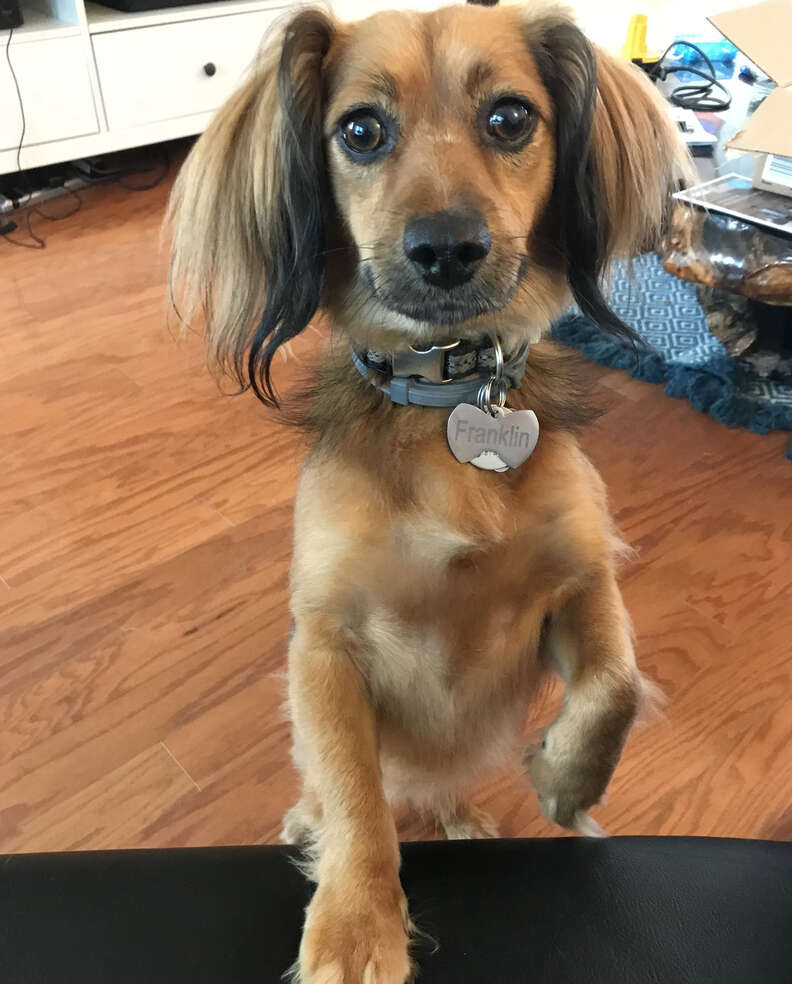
[527,570,644,831]
[288,617,411,984]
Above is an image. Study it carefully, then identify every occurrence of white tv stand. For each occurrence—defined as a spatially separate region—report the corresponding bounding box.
[0,0,290,176]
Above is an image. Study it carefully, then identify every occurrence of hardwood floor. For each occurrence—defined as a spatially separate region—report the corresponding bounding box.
[1,155,790,854]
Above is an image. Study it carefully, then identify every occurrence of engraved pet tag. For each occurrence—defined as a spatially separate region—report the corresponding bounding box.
[447,403,539,471]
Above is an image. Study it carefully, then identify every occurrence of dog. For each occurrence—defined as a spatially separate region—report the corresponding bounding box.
[168,2,688,980]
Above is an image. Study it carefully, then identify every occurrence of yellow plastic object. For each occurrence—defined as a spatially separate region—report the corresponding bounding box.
[621,14,660,64]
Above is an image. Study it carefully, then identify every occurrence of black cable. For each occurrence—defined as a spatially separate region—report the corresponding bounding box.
[117,146,170,190]
[1,187,83,250]
[650,40,732,112]
[4,23,31,206]
[33,186,83,223]
[664,66,733,112]
[2,25,43,249]
[2,211,44,250]
[653,40,719,82]
[3,151,168,250]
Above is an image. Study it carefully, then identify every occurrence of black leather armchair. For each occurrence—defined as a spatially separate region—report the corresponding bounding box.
[3,837,792,982]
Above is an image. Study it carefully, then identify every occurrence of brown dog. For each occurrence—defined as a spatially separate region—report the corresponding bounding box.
[168,2,688,980]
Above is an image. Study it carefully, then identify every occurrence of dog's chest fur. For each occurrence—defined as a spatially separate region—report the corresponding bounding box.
[290,424,607,780]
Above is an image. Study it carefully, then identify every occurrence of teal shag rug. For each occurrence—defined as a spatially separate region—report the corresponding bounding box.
[552,253,792,459]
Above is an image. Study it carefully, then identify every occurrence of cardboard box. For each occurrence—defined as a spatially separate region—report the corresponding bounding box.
[708,1,792,159]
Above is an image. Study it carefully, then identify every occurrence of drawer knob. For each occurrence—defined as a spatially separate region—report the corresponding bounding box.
[203,62,217,77]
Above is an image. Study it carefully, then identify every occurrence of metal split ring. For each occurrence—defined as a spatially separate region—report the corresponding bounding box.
[477,334,508,414]
[491,333,504,382]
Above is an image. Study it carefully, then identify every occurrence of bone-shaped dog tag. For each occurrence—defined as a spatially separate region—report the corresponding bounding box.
[447,404,539,471]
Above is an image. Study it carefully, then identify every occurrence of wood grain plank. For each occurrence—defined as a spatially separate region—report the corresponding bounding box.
[1,743,199,853]
[0,511,291,754]
[0,521,293,845]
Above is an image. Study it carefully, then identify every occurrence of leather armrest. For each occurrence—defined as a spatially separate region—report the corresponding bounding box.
[2,837,791,983]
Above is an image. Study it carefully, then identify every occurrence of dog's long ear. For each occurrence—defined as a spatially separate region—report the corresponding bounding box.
[167,8,335,404]
[527,11,690,340]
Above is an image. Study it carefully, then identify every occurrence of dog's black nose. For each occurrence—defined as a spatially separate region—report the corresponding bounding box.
[403,211,491,290]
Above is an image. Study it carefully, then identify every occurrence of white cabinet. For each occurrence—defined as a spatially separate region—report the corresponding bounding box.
[93,8,283,129]
[0,0,291,176]
[0,36,99,150]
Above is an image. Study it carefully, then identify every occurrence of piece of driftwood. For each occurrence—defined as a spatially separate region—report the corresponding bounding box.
[697,286,792,380]
[662,203,792,306]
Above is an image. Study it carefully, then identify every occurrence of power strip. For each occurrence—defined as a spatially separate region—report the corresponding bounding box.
[0,176,88,215]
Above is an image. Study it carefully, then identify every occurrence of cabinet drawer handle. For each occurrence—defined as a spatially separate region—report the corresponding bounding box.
[203,62,217,77]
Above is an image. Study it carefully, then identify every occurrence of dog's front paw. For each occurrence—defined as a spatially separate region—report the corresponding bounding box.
[296,878,412,984]
[526,727,614,834]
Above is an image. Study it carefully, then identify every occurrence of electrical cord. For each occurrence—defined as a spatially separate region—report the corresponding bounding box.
[650,40,732,112]
[3,149,170,252]
[118,150,170,191]
[2,153,169,249]
[3,22,38,244]
[1,186,83,250]
[4,22,29,202]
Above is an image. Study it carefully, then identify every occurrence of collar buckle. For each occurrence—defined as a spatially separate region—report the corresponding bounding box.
[391,341,460,383]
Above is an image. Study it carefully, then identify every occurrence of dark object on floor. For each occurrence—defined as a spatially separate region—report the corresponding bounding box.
[698,286,792,381]
[2,837,792,983]
[552,253,792,458]
[662,203,792,306]
[1,148,170,250]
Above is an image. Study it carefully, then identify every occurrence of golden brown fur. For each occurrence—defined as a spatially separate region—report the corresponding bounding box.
[167,4,688,981]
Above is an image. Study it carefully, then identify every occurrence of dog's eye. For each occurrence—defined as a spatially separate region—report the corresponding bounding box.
[486,98,535,146]
[341,111,385,155]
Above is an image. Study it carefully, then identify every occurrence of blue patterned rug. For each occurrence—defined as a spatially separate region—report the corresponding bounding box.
[552,253,792,458]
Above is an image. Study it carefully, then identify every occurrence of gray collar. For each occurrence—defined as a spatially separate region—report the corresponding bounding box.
[351,338,530,408]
